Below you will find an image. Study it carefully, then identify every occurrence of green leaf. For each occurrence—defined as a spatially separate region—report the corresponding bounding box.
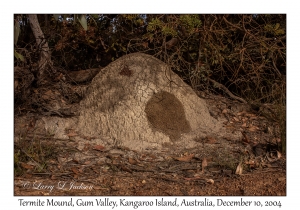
[274,23,280,30]
[53,14,60,21]
[14,50,24,61]
[91,14,99,19]
[275,29,285,35]
[78,14,87,30]
[14,20,20,45]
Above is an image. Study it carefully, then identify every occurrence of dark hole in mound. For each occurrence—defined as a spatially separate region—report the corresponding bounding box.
[145,90,191,140]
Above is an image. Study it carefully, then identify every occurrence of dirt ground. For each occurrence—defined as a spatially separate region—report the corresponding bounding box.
[13,148,286,196]
[14,152,286,196]
[14,92,286,196]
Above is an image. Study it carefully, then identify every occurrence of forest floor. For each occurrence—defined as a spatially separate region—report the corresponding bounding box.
[14,148,286,196]
[14,91,286,196]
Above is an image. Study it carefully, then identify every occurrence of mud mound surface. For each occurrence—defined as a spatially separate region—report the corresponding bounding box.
[145,90,191,140]
[76,53,240,150]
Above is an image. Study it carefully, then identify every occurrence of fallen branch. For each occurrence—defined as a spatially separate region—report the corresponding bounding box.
[207,78,247,104]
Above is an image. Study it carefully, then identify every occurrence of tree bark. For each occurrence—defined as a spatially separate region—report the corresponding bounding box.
[28,14,53,86]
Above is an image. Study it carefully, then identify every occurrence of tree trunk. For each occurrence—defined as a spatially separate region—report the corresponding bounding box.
[28,14,53,86]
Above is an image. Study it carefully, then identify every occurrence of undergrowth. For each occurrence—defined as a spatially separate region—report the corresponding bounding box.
[14,130,57,176]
